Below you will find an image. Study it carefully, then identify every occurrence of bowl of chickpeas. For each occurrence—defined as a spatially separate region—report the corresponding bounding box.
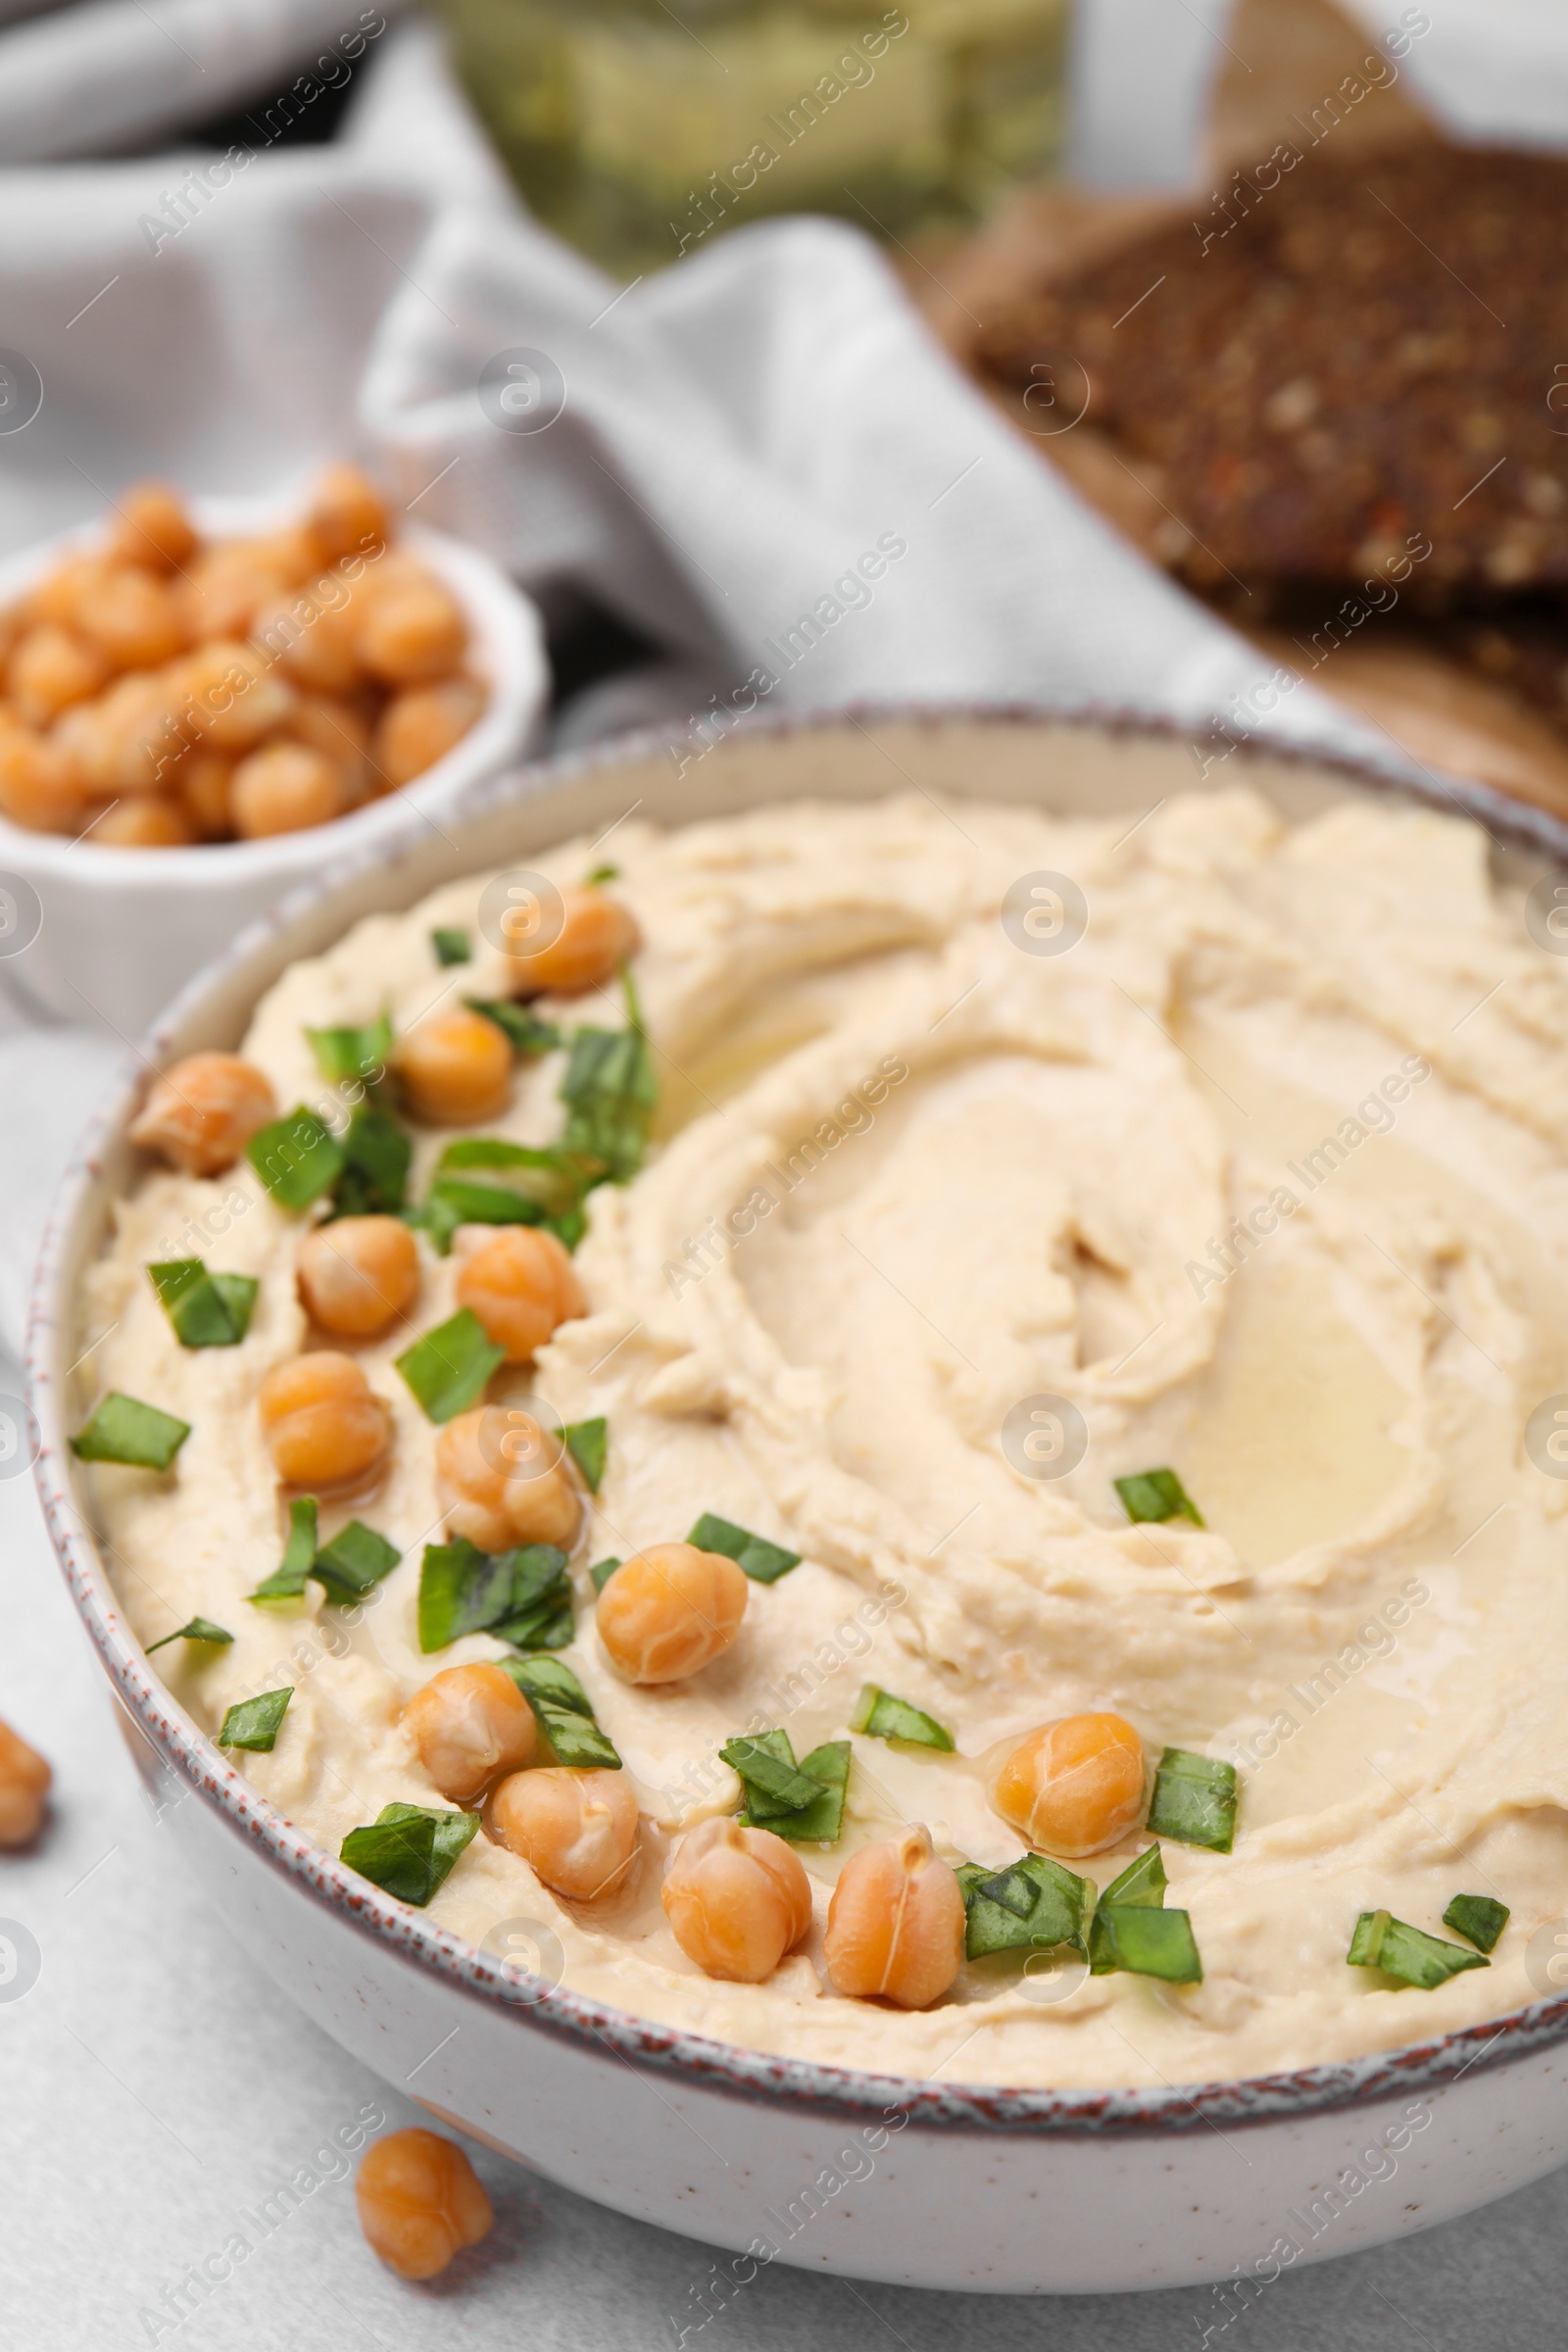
[0,465,548,1030]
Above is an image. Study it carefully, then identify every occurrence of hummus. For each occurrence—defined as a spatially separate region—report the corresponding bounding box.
[80,786,1568,2089]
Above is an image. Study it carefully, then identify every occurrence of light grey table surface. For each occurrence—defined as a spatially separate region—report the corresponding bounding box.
[2,1354,1563,2352]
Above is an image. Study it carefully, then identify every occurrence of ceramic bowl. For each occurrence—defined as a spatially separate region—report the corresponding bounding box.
[27,710,1568,2294]
[0,493,548,1032]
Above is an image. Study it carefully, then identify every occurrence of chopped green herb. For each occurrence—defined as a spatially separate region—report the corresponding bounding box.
[562,1417,607,1493]
[395,1307,506,1423]
[723,1728,850,1842]
[417,1537,570,1652]
[247,1106,345,1210]
[312,1521,401,1602]
[721,1734,827,1814]
[327,1102,412,1219]
[147,1258,259,1348]
[502,1655,621,1768]
[1115,1468,1204,1527]
[1444,1893,1509,1954]
[559,997,657,1184]
[417,1179,546,1251]
[589,1556,620,1594]
[1147,1747,1238,1853]
[687,1511,801,1585]
[72,1393,190,1471]
[1347,1908,1490,1989]
[465,998,562,1057]
[306,1010,392,1088]
[585,863,619,884]
[219,1687,293,1751]
[415,1137,595,1256]
[249,1496,319,1607]
[850,1685,954,1751]
[146,1616,233,1654]
[1089,1904,1203,1983]
[956,1852,1093,1961]
[340,1801,479,1905]
[431,926,471,966]
[1096,1844,1167,1908]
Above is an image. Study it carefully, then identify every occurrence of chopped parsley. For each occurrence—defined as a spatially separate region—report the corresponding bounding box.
[1444,1893,1509,1954]
[465,998,562,1057]
[687,1511,801,1585]
[219,1687,293,1751]
[341,1802,479,1905]
[306,1010,393,1088]
[417,1537,572,1654]
[850,1685,955,1751]
[1087,1844,1202,1984]
[395,1307,506,1423]
[1147,1747,1238,1853]
[1115,1468,1204,1527]
[246,1106,345,1211]
[146,1616,232,1654]
[956,1853,1092,1962]
[502,1655,621,1768]
[1347,1909,1490,1990]
[326,1102,412,1219]
[248,1499,399,1608]
[561,1417,607,1493]
[721,1728,850,1842]
[72,1393,190,1471]
[147,1258,259,1348]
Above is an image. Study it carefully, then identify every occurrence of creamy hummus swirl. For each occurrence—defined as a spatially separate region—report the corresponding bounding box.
[80,788,1568,2088]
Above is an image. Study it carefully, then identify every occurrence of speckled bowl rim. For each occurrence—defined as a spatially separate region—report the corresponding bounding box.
[27,698,1568,2138]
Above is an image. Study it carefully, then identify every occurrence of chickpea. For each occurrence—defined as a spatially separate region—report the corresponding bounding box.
[373,679,485,788]
[308,463,390,566]
[30,555,113,633]
[393,1006,512,1125]
[286,694,370,800]
[662,1816,811,1984]
[357,578,466,686]
[8,624,107,726]
[128,1051,277,1174]
[179,641,296,753]
[355,2128,492,2281]
[489,1766,639,1899]
[991,1712,1147,1860]
[823,1825,966,2010]
[257,1350,393,1489]
[435,1406,581,1552]
[0,730,87,833]
[297,1215,420,1338]
[178,548,295,643]
[75,566,188,672]
[507,885,640,999]
[454,1227,585,1363]
[231,741,348,839]
[105,677,187,795]
[177,751,235,839]
[596,1544,747,1686]
[106,482,199,573]
[403,1661,536,1803]
[0,1716,51,1847]
[259,570,366,693]
[92,797,197,849]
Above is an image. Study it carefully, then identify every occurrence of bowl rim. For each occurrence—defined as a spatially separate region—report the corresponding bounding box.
[0,490,547,883]
[27,696,1568,2139]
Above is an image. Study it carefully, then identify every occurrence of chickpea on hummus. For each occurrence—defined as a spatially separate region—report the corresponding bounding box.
[76,788,1568,2088]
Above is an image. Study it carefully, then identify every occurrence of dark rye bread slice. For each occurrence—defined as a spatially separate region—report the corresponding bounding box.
[978,144,1568,606]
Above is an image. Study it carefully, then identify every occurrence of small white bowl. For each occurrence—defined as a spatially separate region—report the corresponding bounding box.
[0,493,548,1034]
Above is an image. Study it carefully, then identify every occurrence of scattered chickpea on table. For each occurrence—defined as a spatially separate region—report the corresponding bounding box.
[0,1716,51,1847]
[0,464,488,845]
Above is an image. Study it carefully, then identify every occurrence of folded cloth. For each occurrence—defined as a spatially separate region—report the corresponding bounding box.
[0,17,1415,1357]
